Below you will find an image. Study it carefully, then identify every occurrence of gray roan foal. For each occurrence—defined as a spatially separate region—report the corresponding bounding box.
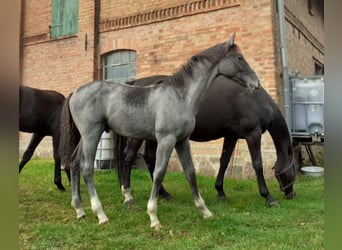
[59,34,260,229]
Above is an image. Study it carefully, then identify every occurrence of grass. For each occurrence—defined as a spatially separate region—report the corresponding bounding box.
[19,159,324,250]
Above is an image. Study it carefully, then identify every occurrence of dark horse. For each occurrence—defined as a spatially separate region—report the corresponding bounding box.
[19,85,70,190]
[118,74,296,207]
[59,34,260,229]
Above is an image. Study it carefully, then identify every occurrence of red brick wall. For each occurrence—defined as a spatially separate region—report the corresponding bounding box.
[20,0,97,164]
[98,0,277,97]
[100,0,194,20]
[21,0,95,95]
[21,0,51,36]
[272,0,324,77]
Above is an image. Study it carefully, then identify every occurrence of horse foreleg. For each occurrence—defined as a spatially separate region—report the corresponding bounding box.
[246,129,279,207]
[19,133,44,172]
[215,136,238,200]
[120,138,143,205]
[147,136,175,229]
[175,139,213,219]
[144,140,171,200]
[52,133,66,191]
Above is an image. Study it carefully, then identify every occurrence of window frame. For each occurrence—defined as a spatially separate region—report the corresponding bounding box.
[313,57,324,75]
[102,50,137,83]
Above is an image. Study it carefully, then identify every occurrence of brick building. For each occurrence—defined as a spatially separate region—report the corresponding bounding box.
[19,0,324,179]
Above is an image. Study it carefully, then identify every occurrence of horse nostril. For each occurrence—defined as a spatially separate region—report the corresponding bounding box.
[250,82,260,89]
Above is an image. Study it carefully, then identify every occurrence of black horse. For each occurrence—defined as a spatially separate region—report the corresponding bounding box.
[19,85,69,190]
[118,75,296,207]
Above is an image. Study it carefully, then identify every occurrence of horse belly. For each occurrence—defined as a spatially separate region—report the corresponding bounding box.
[190,127,225,142]
[108,111,156,141]
[19,114,50,134]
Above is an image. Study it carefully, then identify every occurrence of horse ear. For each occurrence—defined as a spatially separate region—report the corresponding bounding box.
[224,32,236,52]
[228,32,235,46]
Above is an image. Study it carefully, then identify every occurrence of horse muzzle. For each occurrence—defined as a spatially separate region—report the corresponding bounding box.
[247,80,260,90]
[284,190,296,199]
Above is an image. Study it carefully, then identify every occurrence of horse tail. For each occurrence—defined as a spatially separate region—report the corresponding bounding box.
[59,92,81,171]
[113,132,128,187]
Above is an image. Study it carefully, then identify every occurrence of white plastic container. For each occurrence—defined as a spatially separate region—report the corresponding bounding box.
[95,131,114,169]
[291,76,324,135]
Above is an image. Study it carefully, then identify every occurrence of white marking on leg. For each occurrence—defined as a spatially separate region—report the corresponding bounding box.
[75,208,86,220]
[194,194,213,219]
[147,197,161,229]
[90,196,109,224]
[71,196,86,219]
[121,185,135,205]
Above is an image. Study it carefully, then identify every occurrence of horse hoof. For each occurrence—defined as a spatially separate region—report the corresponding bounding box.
[77,213,86,220]
[98,214,109,225]
[99,219,109,225]
[268,201,280,207]
[217,195,227,201]
[159,193,172,201]
[152,223,163,231]
[57,185,66,191]
[124,198,136,207]
[284,191,296,199]
[204,212,214,219]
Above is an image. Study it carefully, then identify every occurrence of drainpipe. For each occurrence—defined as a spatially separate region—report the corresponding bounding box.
[93,0,100,80]
[19,0,25,84]
[277,0,292,137]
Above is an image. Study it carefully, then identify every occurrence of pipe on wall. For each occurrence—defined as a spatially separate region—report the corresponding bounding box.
[277,0,292,137]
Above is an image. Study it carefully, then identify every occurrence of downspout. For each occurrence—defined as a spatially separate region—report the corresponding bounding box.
[93,0,100,80]
[277,0,292,137]
[19,0,25,84]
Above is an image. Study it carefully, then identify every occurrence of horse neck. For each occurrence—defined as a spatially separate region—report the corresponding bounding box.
[182,63,219,113]
[268,108,293,163]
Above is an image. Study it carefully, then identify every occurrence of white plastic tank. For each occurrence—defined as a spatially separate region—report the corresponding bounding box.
[95,131,114,169]
[291,75,324,135]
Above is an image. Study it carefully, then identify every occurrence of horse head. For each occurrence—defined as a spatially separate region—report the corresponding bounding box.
[220,33,260,90]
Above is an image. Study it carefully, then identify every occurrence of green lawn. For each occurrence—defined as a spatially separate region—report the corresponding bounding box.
[19,159,324,249]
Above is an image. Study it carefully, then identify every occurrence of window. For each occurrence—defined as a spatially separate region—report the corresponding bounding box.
[102,50,136,83]
[50,0,78,38]
[314,58,324,75]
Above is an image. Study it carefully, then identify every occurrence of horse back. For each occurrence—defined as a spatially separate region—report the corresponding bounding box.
[70,80,194,141]
[190,75,277,140]
[19,85,65,134]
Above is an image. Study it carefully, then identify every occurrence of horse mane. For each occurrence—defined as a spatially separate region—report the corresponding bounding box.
[267,102,294,160]
[170,42,232,88]
[125,79,135,86]
[124,42,237,102]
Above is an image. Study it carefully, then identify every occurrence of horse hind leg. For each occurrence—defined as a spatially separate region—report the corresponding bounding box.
[68,142,86,220]
[81,132,109,224]
[175,139,213,219]
[19,133,44,173]
[246,129,279,207]
[52,133,66,191]
[215,136,238,200]
[119,137,143,206]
